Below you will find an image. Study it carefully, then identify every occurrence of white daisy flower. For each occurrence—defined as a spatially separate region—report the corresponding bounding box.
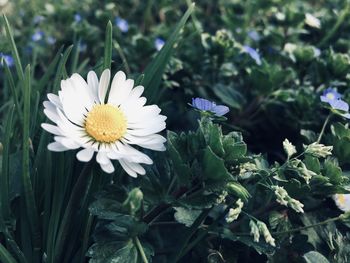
[333,194,350,212]
[41,69,167,177]
[305,13,321,29]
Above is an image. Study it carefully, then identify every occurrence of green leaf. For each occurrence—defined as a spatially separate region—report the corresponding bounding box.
[222,132,247,161]
[103,21,113,70]
[213,83,243,110]
[303,251,329,263]
[202,147,232,182]
[167,131,191,184]
[200,119,224,156]
[142,3,195,103]
[52,45,74,92]
[88,241,138,263]
[174,207,202,227]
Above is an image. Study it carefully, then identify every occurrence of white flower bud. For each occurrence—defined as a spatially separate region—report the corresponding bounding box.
[283,139,297,158]
[272,186,304,213]
[304,142,333,158]
[225,199,244,223]
[249,220,260,242]
[305,13,321,29]
[257,221,276,247]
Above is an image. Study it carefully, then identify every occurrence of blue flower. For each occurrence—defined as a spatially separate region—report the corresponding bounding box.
[115,17,129,33]
[320,88,350,119]
[74,13,82,23]
[33,15,44,24]
[46,36,56,45]
[247,30,260,41]
[191,98,229,116]
[242,45,262,65]
[320,88,341,104]
[155,38,165,51]
[32,30,44,42]
[0,53,14,67]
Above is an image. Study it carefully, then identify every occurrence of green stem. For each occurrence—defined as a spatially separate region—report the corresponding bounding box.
[235,215,341,237]
[273,215,341,235]
[134,237,149,263]
[318,2,350,47]
[317,114,332,143]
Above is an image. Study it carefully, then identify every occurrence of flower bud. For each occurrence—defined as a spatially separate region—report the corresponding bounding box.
[122,188,143,215]
[225,199,243,223]
[304,142,333,158]
[283,139,296,158]
[257,221,276,247]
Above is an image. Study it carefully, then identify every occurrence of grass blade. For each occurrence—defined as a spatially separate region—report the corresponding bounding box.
[3,15,24,83]
[0,243,17,263]
[37,45,64,94]
[1,105,15,222]
[103,21,113,70]
[142,3,195,103]
[22,65,41,260]
[52,45,74,92]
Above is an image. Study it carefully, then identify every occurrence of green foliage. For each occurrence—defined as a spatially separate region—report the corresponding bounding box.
[2,0,350,262]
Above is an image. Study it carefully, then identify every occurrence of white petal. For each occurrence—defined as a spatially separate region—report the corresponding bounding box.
[127,122,166,137]
[76,148,94,162]
[87,71,99,102]
[54,136,81,149]
[98,69,111,103]
[108,71,134,106]
[96,151,110,165]
[48,142,69,152]
[119,159,138,177]
[47,93,62,109]
[41,123,62,136]
[100,160,115,174]
[44,108,60,123]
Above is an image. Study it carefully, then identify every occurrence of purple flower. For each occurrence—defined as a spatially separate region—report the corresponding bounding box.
[191,98,229,116]
[155,38,165,51]
[32,30,44,42]
[74,14,82,23]
[247,30,261,41]
[0,53,14,67]
[242,45,262,65]
[115,17,129,33]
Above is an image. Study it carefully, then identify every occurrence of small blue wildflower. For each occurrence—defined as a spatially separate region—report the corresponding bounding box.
[191,98,229,117]
[155,38,165,51]
[320,88,350,119]
[0,53,14,67]
[47,36,56,45]
[115,17,129,33]
[74,13,82,23]
[314,47,321,57]
[32,30,44,42]
[320,88,341,104]
[242,45,262,65]
[33,15,44,24]
[247,30,261,41]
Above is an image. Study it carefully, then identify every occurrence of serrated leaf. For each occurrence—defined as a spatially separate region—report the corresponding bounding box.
[202,147,232,182]
[174,207,202,227]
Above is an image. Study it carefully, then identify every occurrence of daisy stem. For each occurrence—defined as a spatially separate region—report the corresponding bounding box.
[134,237,149,263]
[317,114,332,143]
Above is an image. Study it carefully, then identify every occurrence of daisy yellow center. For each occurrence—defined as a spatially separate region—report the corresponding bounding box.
[326,93,335,100]
[85,104,127,143]
[338,194,346,206]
